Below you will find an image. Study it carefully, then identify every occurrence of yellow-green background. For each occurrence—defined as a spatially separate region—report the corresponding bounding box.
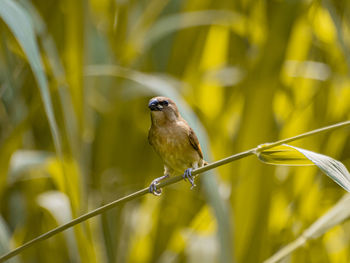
[0,0,350,262]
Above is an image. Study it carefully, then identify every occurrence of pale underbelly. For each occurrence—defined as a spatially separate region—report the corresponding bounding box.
[156,142,201,174]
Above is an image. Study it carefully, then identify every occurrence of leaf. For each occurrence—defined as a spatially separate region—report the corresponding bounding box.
[19,0,80,162]
[8,150,52,183]
[143,10,243,50]
[85,65,200,124]
[37,191,73,227]
[37,191,79,263]
[257,144,314,166]
[302,194,350,239]
[323,0,350,73]
[0,216,19,263]
[264,194,350,263]
[0,0,62,156]
[257,144,350,192]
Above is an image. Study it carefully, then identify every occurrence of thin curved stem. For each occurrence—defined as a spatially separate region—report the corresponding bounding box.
[0,120,349,262]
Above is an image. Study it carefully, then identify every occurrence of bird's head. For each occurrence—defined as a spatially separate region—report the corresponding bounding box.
[148,96,180,125]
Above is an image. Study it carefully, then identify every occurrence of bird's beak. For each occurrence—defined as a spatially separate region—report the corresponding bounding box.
[148,99,162,111]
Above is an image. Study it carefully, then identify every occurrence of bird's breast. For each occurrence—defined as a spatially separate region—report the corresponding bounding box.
[150,124,201,174]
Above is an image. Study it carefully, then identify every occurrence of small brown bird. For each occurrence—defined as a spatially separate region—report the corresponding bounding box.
[148,96,206,195]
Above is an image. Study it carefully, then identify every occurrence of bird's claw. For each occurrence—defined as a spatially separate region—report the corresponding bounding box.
[149,174,169,196]
[183,168,196,189]
[149,179,162,196]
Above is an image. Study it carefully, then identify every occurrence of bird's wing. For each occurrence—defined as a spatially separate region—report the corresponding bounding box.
[188,128,204,159]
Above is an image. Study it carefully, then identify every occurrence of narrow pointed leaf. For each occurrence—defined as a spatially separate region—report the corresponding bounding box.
[264,194,350,263]
[0,0,62,156]
[289,145,350,192]
[257,144,350,192]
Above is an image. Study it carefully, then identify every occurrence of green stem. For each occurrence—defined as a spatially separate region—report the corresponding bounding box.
[0,188,149,262]
[1,120,349,262]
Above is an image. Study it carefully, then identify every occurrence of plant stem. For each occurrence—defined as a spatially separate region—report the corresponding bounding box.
[263,236,307,263]
[0,120,349,262]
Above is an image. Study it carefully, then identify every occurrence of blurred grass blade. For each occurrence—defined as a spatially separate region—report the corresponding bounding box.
[85,65,181,98]
[8,150,52,183]
[142,10,243,50]
[302,194,350,239]
[20,0,80,160]
[323,0,350,72]
[86,65,197,121]
[257,144,350,192]
[0,216,18,263]
[0,0,62,156]
[264,194,350,263]
[37,191,79,263]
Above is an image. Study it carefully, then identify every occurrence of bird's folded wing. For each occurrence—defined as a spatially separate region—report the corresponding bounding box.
[188,128,203,159]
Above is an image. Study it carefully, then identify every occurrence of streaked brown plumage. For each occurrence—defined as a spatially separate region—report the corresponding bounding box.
[148,96,205,195]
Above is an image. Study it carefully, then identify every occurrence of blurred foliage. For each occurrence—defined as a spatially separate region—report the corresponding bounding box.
[0,0,350,262]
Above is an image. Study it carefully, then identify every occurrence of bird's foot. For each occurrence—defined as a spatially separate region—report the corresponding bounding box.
[183,168,196,189]
[149,174,169,196]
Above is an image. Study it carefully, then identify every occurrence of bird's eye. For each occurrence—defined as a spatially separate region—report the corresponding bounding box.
[162,100,169,106]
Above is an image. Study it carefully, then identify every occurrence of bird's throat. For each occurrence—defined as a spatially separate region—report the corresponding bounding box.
[151,111,177,126]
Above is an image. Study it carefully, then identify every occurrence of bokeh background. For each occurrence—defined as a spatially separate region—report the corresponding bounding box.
[1,0,350,262]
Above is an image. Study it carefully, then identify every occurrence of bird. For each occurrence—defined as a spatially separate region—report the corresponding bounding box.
[147,96,206,195]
